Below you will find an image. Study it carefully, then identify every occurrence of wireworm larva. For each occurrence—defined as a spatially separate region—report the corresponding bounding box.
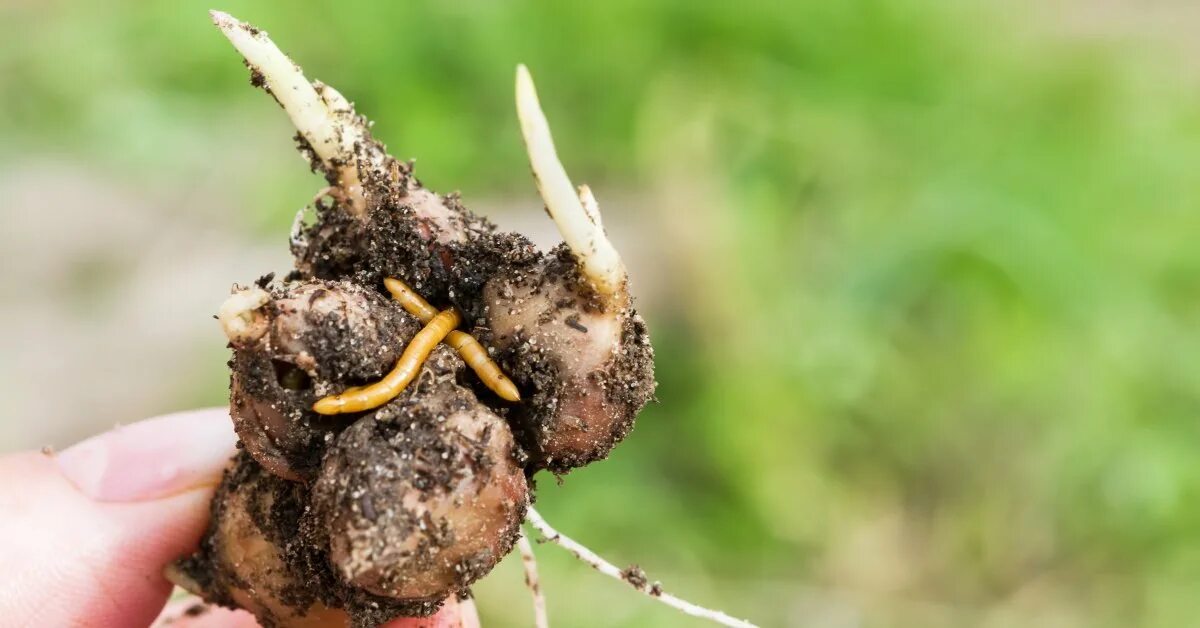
[312,308,461,414]
[384,277,521,402]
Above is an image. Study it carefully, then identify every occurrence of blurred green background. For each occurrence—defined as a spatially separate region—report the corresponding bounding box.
[4,1,1200,626]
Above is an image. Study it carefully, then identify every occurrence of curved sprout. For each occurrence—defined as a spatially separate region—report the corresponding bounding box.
[211,11,368,214]
[211,11,344,166]
[216,286,270,345]
[516,65,626,299]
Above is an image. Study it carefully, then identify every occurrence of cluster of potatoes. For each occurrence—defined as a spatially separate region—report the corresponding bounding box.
[168,12,655,627]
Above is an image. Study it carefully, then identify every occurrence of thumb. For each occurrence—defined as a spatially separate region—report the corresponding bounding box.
[0,409,237,627]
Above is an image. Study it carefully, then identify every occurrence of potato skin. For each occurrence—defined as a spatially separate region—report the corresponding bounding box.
[293,168,540,319]
[313,348,529,601]
[170,453,435,628]
[484,247,656,472]
[228,281,420,480]
[195,36,661,626]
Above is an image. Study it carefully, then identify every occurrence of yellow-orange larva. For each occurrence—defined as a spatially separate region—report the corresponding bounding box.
[312,308,462,415]
[384,277,521,402]
[383,277,439,320]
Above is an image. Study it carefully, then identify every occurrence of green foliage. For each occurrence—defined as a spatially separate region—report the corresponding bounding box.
[4,1,1200,625]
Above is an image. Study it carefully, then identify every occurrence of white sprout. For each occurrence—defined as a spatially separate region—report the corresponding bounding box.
[216,286,271,345]
[210,11,343,165]
[516,531,550,628]
[210,11,368,214]
[313,80,368,156]
[516,65,626,299]
[525,508,757,628]
[577,184,602,227]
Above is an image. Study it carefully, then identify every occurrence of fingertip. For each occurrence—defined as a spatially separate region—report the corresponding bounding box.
[458,598,482,628]
[152,597,260,628]
[55,407,237,502]
[0,410,235,628]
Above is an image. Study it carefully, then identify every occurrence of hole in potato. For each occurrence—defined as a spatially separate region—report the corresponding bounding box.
[273,360,312,391]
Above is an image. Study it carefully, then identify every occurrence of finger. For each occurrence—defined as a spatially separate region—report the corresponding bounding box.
[0,408,238,627]
[155,594,479,628]
[381,597,481,628]
[171,607,261,628]
[153,596,260,628]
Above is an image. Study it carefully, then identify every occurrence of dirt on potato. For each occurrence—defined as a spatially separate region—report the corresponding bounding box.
[293,160,541,321]
[228,280,422,480]
[172,452,437,628]
[483,246,656,471]
[184,155,654,625]
[180,15,657,627]
[313,347,528,602]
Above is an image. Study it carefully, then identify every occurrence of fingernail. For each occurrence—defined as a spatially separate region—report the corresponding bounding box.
[56,409,238,502]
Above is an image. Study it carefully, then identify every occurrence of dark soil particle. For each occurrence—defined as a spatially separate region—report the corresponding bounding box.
[292,193,367,278]
[360,209,540,322]
[293,134,328,178]
[291,157,540,321]
[622,565,648,589]
[564,314,588,333]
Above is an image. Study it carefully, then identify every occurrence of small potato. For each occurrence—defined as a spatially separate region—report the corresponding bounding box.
[203,15,661,624]
[169,454,434,628]
[313,348,529,601]
[228,281,420,480]
[484,248,655,472]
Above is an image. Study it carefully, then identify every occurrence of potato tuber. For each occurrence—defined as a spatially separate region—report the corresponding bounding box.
[163,11,739,628]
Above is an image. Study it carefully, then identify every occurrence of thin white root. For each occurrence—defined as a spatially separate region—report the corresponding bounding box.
[217,286,271,345]
[524,508,757,628]
[515,65,626,298]
[210,11,367,214]
[517,531,550,628]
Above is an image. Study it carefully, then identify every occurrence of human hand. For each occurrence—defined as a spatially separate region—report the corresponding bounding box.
[0,409,479,627]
